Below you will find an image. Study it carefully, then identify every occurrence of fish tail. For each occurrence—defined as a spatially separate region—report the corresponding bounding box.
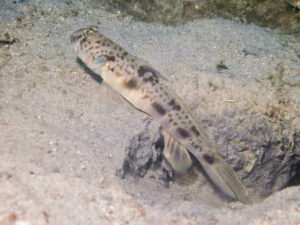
[199,154,252,204]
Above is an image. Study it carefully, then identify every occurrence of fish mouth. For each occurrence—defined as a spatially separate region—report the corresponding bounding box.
[70,28,88,53]
[70,34,81,45]
[70,29,84,45]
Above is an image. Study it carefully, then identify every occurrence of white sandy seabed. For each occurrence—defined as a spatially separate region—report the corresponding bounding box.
[0,0,300,225]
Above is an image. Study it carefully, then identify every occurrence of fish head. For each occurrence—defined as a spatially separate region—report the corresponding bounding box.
[70,26,113,72]
[70,26,99,53]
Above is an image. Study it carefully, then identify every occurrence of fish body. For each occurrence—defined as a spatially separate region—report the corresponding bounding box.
[70,26,251,204]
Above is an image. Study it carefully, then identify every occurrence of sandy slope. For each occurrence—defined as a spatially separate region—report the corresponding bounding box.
[0,0,299,224]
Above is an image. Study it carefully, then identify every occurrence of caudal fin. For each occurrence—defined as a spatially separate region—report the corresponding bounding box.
[199,154,252,204]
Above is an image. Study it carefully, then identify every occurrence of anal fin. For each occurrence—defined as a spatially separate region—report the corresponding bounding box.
[163,131,192,174]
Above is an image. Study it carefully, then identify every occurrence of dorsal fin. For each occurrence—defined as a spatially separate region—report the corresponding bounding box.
[136,57,169,82]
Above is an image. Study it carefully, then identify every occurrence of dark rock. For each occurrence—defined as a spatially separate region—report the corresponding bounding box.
[117,121,174,183]
[102,0,300,38]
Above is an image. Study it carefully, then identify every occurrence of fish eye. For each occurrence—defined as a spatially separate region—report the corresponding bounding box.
[89,26,98,31]
[83,29,94,37]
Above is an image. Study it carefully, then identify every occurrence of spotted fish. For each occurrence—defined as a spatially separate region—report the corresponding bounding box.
[70,26,252,204]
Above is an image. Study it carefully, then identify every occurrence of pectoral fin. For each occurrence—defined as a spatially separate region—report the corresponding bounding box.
[163,131,192,174]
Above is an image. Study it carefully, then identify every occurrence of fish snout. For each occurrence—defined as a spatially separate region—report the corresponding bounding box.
[70,33,83,46]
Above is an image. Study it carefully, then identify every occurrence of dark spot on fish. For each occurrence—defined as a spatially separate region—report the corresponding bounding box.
[191,125,200,136]
[168,99,181,111]
[176,127,190,138]
[121,51,128,59]
[110,68,114,72]
[106,55,115,62]
[168,99,175,106]
[137,65,160,85]
[138,66,148,77]
[203,153,214,164]
[152,102,166,115]
[123,78,138,89]
[95,40,101,44]
[173,105,181,111]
